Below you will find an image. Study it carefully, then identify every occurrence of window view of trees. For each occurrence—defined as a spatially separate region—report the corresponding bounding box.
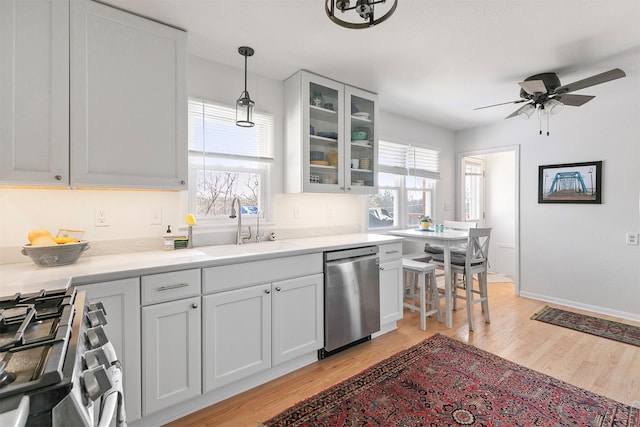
[195,170,260,217]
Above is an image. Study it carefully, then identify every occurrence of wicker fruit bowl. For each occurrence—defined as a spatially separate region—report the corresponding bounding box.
[21,241,90,267]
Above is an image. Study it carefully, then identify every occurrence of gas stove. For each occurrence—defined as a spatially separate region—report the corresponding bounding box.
[0,288,125,426]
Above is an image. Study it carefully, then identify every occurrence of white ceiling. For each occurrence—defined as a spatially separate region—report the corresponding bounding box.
[102,0,640,131]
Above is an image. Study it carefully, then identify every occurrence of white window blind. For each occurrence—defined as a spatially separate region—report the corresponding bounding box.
[188,98,273,160]
[378,140,440,179]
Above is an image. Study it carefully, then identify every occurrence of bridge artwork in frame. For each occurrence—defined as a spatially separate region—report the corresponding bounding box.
[538,161,602,204]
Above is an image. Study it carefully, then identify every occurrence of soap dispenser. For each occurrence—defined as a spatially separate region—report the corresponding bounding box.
[163,225,174,251]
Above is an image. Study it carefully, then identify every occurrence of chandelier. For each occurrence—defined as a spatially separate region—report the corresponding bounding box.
[325,0,398,29]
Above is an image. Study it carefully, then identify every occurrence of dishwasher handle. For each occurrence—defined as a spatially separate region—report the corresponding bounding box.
[324,245,378,262]
[325,253,379,266]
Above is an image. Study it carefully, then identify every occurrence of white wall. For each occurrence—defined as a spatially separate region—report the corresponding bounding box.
[456,74,640,320]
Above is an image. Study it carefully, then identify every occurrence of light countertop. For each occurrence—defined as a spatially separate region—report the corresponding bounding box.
[0,233,403,295]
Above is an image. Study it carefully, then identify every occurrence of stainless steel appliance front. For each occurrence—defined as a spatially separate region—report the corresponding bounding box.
[322,246,380,355]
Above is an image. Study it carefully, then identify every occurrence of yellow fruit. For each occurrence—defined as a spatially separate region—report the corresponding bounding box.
[28,229,51,244]
[31,235,57,246]
[53,237,79,244]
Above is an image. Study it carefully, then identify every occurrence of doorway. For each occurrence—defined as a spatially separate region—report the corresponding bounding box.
[457,146,520,294]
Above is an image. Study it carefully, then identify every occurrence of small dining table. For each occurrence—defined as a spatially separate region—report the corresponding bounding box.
[387,228,469,328]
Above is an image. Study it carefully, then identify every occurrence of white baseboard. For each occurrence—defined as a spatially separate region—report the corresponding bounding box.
[520,291,640,322]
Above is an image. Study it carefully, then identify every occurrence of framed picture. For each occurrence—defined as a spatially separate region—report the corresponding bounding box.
[538,161,602,204]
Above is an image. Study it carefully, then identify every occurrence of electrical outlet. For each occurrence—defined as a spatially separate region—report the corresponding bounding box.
[150,208,162,225]
[327,206,334,218]
[626,232,639,246]
[293,206,301,219]
[95,208,109,227]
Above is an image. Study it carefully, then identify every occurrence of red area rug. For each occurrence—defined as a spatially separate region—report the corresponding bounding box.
[261,334,639,426]
[532,305,640,347]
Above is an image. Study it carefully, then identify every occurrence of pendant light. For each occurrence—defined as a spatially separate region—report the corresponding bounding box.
[236,46,255,127]
[326,0,397,29]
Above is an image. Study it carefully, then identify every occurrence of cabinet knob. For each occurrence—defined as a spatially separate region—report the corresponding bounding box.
[264,289,271,294]
[347,187,351,191]
[379,266,385,271]
[192,303,198,309]
[180,180,186,185]
[54,175,63,181]
[275,287,281,292]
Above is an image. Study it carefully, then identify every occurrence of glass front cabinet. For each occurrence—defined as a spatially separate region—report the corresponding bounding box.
[284,70,378,194]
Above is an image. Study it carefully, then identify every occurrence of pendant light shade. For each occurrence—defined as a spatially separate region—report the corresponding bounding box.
[236,46,255,127]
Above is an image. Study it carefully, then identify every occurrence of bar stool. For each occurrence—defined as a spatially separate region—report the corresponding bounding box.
[402,259,442,330]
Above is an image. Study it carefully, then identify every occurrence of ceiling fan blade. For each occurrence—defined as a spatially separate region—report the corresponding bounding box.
[553,94,595,106]
[554,68,626,94]
[474,99,527,110]
[505,103,534,119]
[518,80,547,95]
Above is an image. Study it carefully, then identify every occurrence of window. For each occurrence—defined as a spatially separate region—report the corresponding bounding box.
[464,157,484,222]
[188,99,274,220]
[369,140,439,229]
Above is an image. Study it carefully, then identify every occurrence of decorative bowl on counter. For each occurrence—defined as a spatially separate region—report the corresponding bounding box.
[21,241,90,267]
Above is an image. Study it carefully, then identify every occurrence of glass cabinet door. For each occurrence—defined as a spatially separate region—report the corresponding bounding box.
[304,74,344,192]
[345,86,378,194]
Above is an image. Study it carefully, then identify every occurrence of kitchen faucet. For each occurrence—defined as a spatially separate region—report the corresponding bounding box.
[229,197,251,245]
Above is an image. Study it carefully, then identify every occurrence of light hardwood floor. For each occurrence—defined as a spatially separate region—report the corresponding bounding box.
[167,281,640,427]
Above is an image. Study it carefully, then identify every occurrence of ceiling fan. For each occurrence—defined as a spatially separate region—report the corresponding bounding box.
[475,68,626,135]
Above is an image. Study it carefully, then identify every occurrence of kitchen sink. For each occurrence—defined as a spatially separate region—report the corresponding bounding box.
[196,240,303,258]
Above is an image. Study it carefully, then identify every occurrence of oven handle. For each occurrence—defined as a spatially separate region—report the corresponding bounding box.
[98,364,127,427]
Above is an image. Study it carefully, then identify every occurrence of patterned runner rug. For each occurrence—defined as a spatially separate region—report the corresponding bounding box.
[532,305,640,347]
[261,334,638,426]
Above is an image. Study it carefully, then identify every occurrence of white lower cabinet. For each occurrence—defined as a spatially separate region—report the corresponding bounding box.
[203,273,323,392]
[77,278,142,422]
[378,243,403,329]
[140,269,202,416]
[141,296,201,416]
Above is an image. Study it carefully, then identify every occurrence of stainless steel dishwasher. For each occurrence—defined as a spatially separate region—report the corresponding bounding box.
[320,245,380,358]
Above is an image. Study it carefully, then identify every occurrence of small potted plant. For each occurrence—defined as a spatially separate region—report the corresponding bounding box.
[418,215,432,230]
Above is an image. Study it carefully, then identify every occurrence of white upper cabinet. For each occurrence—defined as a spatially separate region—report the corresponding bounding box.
[284,70,378,194]
[0,0,70,186]
[0,0,187,189]
[70,0,187,189]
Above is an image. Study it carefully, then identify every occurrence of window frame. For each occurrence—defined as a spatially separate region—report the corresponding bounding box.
[187,98,274,225]
[368,140,439,231]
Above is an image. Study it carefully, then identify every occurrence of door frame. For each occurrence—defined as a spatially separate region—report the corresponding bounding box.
[456,145,520,295]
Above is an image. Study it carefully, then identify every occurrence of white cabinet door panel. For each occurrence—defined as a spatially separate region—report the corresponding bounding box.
[203,284,271,392]
[0,0,69,185]
[380,259,403,324]
[142,296,201,415]
[272,274,323,365]
[70,0,187,189]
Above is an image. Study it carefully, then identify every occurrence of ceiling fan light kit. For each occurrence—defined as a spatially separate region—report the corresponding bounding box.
[476,68,626,135]
[326,0,398,29]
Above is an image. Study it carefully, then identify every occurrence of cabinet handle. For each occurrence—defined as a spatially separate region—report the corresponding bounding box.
[192,303,198,309]
[265,289,271,294]
[54,175,63,181]
[157,283,189,291]
[385,250,399,255]
[275,287,281,292]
